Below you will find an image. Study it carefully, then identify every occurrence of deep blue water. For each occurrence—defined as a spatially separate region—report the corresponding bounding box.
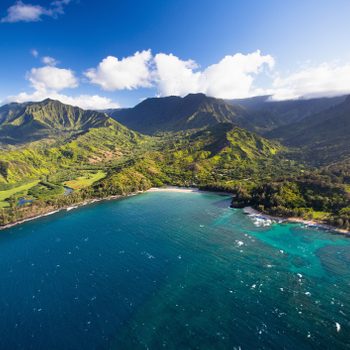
[0,191,350,349]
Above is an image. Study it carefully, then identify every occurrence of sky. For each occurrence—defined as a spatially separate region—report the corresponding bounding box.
[0,0,350,109]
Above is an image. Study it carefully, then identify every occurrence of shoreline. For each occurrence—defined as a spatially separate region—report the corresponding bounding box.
[146,186,232,196]
[1,186,349,236]
[0,186,227,231]
[147,186,200,193]
[242,206,350,236]
[0,193,129,231]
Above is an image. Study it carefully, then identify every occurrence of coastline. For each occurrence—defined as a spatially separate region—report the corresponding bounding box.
[0,193,128,231]
[147,186,233,196]
[1,186,349,236]
[147,186,200,193]
[242,206,350,236]
[0,186,219,231]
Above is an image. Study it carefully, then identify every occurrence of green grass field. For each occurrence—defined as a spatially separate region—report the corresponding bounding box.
[28,181,65,199]
[311,211,330,220]
[64,170,106,190]
[0,180,39,208]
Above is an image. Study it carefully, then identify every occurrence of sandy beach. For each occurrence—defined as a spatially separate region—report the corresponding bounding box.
[1,187,349,236]
[0,187,199,231]
[0,186,229,231]
[147,186,200,193]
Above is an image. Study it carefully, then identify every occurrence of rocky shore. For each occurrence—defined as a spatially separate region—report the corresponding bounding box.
[242,206,350,236]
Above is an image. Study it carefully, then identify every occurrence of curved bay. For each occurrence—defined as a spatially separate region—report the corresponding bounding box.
[0,192,349,349]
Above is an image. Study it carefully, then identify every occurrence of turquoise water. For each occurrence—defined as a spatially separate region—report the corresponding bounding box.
[0,191,350,349]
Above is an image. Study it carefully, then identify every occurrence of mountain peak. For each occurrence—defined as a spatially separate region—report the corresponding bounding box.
[183,93,212,104]
[0,99,116,145]
[37,98,68,107]
[184,92,207,99]
[110,93,248,134]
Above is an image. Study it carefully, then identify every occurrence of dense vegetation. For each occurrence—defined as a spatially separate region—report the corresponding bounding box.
[231,166,350,229]
[111,93,251,134]
[268,96,350,165]
[0,99,115,144]
[1,95,350,232]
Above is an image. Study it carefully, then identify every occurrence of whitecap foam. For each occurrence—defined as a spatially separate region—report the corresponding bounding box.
[249,214,274,227]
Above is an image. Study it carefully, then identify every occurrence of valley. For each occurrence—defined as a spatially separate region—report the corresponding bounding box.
[1,94,350,231]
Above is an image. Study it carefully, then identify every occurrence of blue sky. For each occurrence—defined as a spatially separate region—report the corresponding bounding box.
[1,0,350,108]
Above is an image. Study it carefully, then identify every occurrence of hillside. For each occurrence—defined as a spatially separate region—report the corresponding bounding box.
[0,124,147,185]
[154,123,290,188]
[227,95,347,133]
[109,93,347,135]
[0,99,116,145]
[268,96,350,164]
[110,93,250,134]
[1,96,350,231]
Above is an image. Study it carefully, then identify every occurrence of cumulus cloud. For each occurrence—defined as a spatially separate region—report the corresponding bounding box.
[4,90,120,110]
[272,63,350,100]
[200,51,275,99]
[27,65,78,91]
[153,51,350,100]
[4,59,120,109]
[154,53,201,96]
[85,50,153,91]
[6,49,350,111]
[154,50,274,98]
[42,56,58,66]
[85,50,274,99]
[1,0,70,23]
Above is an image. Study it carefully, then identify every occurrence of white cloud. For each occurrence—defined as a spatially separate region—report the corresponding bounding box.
[31,49,39,57]
[200,51,275,99]
[85,50,274,99]
[42,56,58,66]
[27,65,78,91]
[152,52,350,100]
[3,56,120,110]
[1,1,44,23]
[4,90,120,110]
[154,50,274,98]
[272,63,350,100]
[6,49,350,112]
[85,50,153,91]
[154,53,201,96]
[1,0,70,23]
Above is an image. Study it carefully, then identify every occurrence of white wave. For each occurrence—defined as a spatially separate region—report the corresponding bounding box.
[249,215,274,227]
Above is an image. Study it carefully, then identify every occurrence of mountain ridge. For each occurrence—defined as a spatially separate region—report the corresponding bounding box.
[1,95,350,231]
[268,95,350,163]
[227,94,348,133]
[110,93,251,134]
[108,93,348,135]
[0,99,117,145]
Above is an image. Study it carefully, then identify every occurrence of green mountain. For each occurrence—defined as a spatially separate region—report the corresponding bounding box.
[227,95,347,133]
[0,99,115,145]
[0,123,147,185]
[153,123,288,188]
[268,96,350,164]
[88,122,285,195]
[109,93,347,135]
[1,95,350,231]
[110,93,250,134]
